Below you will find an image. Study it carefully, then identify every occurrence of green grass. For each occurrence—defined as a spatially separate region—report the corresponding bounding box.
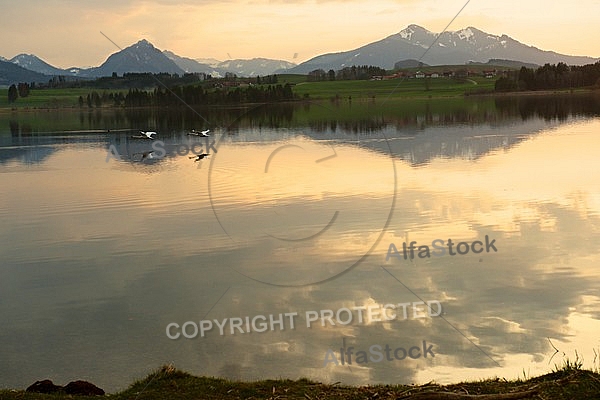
[274,74,308,85]
[292,77,496,100]
[0,77,494,110]
[0,88,90,109]
[2,362,600,399]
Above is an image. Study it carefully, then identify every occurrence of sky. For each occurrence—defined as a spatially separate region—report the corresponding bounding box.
[1,0,599,69]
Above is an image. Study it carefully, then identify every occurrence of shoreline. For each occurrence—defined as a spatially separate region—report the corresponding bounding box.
[2,364,598,399]
[469,87,598,98]
[1,87,597,114]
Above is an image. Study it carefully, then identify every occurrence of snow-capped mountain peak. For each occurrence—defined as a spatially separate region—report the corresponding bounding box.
[9,53,67,75]
[287,24,598,73]
[456,27,474,40]
[399,26,415,40]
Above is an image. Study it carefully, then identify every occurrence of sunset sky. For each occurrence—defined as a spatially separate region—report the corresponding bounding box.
[1,0,599,69]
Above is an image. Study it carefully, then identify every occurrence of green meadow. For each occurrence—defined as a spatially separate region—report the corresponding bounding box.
[0,75,496,110]
[291,76,495,100]
[0,88,94,109]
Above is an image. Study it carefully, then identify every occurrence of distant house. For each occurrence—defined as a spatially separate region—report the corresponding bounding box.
[415,71,425,79]
[483,70,496,78]
[443,71,454,78]
[383,72,403,80]
[430,72,439,78]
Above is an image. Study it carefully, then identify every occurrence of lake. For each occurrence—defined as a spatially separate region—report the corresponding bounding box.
[1,93,600,392]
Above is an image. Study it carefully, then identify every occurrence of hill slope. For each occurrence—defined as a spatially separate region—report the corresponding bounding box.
[0,60,49,86]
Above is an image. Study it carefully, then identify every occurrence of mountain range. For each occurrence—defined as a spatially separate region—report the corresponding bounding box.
[1,24,598,85]
[162,50,296,77]
[0,40,297,85]
[285,24,598,74]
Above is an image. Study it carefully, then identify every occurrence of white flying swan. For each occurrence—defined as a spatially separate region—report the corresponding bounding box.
[187,129,210,137]
[140,131,158,139]
[131,131,158,139]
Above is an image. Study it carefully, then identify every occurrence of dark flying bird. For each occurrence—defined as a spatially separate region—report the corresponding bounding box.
[189,153,210,161]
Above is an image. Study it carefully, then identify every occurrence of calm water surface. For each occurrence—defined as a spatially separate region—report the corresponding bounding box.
[1,95,600,391]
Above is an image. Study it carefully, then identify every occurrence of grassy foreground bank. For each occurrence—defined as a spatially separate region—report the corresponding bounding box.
[2,363,599,399]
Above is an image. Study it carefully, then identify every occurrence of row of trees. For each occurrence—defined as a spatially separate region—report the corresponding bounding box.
[77,92,125,108]
[7,83,31,103]
[78,83,297,108]
[255,74,278,84]
[495,61,600,92]
[307,65,388,82]
[41,72,278,90]
[85,72,206,89]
